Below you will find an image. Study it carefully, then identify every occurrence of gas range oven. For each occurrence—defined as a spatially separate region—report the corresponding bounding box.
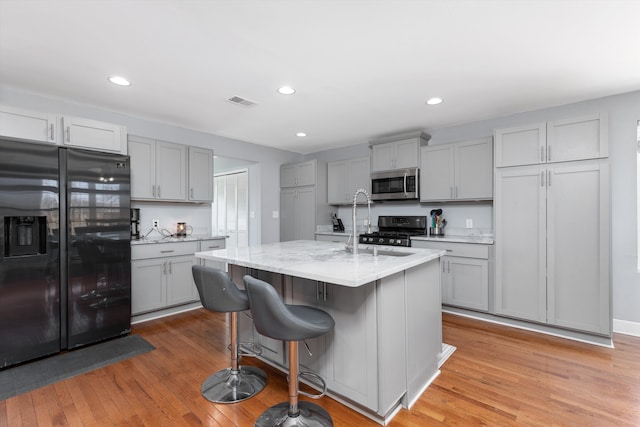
[358,215,428,247]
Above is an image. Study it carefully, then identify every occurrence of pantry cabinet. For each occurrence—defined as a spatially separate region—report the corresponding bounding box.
[131,241,199,315]
[420,137,493,201]
[370,131,430,172]
[188,146,214,202]
[327,156,370,204]
[0,105,57,143]
[281,187,316,241]
[128,136,187,201]
[494,113,607,167]
[494,159,610,335]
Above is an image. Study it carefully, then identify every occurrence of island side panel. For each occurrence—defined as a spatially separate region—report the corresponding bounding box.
[376,271,408,417]
[405,259,442,408]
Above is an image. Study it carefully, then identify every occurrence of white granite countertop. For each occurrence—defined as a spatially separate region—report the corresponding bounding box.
[195,240,444,287]
[131,234,227,245]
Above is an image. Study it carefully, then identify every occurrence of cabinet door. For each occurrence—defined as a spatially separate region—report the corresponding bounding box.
[295,187,316,241]
[371,143,394,172]
[156,140,187,201]
[348,157,371,196]
[455,138,493,200]
[280,189,297,242]
[324,282,377,409]
[62,116,124,153]
[166,254,197,306]
[420,145,454,201]
[494,165,546,322]
[394,138,419,169]
[494,123,546,167]
[546,161,610,334]
[188,146,213,202]
[128,137,156,200]
[199,239,227,271]
[296,161,316,186]
[443,256,489,311]
[0,105,57,143]
[252,270,285,366]
[327,160,348,204]
[131,258,166,314]
[547,114,607,163]
[280,164,297,188]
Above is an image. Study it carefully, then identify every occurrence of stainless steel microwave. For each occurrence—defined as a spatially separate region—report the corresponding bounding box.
[371,168,419,201]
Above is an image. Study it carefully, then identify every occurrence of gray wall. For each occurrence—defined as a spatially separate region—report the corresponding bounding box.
[0,86,301,244]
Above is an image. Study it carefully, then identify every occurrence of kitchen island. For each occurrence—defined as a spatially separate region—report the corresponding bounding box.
[195,240,445,425]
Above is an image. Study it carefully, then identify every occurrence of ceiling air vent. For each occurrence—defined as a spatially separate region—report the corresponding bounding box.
[226,95,258,108]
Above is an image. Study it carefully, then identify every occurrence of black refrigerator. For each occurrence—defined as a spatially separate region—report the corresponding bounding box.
[0,138,131,368]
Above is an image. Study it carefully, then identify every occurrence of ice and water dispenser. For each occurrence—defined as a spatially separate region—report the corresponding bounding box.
[3,216,47,257]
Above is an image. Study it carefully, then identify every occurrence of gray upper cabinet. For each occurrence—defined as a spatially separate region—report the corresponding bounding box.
[280,159,316,187]
[129,136,187,201]
[369,131,430,172]
[188,146,214,202]
[420,137,493,202]
[0,105,57,143]
[61,115,126,154]
[327,156,370,205]
[494,113,608,167]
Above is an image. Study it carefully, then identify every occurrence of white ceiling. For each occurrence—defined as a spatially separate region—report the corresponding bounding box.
[1,0,639,154]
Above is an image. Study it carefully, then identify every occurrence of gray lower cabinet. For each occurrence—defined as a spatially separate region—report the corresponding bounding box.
[198,238,227,271]
[131,241,199,315]
[314,233,350,243]
[412,240,490,312]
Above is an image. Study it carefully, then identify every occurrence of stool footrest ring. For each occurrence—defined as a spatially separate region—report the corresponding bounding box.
[297,371,327,399]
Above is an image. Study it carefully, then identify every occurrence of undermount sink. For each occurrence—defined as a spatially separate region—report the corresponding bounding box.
[338,248,413,257]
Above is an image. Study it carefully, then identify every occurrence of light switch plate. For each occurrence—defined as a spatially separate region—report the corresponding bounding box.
[272,211,279,219]
[466,219,473,228]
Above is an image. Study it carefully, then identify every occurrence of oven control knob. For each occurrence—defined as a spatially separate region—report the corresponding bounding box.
[378,238,385,244]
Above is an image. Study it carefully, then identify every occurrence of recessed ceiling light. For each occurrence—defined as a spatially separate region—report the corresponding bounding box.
[278,86,296,95]
[296,132,307,137]
[108,76,131,86]
[426,97,443,105]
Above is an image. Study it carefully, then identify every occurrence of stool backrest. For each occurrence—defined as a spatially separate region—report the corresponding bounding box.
[192,265,249,313]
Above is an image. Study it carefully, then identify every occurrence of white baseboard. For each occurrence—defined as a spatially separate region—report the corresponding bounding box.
[613,318,640,337]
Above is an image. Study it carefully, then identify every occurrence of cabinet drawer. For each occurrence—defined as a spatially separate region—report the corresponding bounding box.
[413,241,489,259]
[199,239,226,251]
[132,241,199,260]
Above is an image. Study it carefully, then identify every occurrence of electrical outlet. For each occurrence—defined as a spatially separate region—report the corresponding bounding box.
[466,219,473,229]
[153,219,159,228]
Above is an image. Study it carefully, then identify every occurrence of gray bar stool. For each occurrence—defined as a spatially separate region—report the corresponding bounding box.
[192,265,267,403]
[244,274,335,427]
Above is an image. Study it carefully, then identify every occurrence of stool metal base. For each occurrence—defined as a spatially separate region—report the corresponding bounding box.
[201,365,267,403]
[254,401,333,427]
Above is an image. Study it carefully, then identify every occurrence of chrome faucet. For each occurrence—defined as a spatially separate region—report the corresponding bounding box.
[349,188,372,256]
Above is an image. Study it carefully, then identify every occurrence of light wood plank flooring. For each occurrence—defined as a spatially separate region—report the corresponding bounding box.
[1,310,639,426]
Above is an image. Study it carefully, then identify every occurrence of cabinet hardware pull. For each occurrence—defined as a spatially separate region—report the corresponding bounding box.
[445,249,453,252]
[157,186,161,198]
[541,171,545,187]
[152,185,156,197]
[50,124,54,141]
[541,146,544,162]
[207,246,220,249]
[66,126,70,143]
[163,262,167,275]
[548,146,551,161]
[323,283,328,301]
[168,261,172,274]
[160,250,174,253]
[548,170,551,186]
[448,260,451,273]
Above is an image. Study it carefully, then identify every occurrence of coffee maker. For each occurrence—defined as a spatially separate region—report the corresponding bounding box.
[130,208,140,240]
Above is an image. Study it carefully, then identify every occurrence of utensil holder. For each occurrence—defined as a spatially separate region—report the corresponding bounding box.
[430,227,445,236]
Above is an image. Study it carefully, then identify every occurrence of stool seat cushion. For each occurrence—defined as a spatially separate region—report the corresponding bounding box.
[192,265,249,313]
[244,275,335,342]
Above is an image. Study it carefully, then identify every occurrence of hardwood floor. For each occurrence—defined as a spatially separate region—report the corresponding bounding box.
[2,310,639,426]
